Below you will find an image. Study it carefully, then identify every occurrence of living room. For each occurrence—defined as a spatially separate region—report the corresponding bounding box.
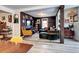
[0,5,79,53]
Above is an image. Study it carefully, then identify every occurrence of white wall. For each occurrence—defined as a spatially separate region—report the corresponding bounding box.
[12,10,21,37]
[56,10,60,30]
[73,7,79,41]
[0,6,14,13]
[74,22,79,41]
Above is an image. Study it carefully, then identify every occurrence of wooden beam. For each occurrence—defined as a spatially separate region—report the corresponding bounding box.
[60,5,64,44]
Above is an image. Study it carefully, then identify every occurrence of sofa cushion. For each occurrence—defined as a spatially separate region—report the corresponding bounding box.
[40,32,48,34]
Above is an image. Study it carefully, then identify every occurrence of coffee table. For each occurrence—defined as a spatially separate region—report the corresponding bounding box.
[0,41,33,53]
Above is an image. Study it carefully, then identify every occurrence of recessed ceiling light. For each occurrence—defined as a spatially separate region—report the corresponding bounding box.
[37,12,47,16]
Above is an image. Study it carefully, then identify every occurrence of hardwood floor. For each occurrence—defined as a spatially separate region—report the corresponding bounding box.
[23,33,79,53]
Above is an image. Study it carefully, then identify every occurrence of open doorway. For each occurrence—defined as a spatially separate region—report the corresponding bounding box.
[64,6,79,43]
[20,5,63,43]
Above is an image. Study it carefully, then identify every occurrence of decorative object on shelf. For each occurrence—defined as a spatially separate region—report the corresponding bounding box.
[30,17,33,20]
[2,16,5,20]
[7,26,12,34]
[23,15,25,20]
[14,14,19,23]
[37,19,40,24]
[22,19,25,23]
[8,15,12,23]
[25,15,28,19]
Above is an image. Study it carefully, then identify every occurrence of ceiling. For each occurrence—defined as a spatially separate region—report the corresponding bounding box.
[24,7,58,17]
[0,10,10,13]
[3,5,59,17]
[2,5,79,17]
[3,5,41,10]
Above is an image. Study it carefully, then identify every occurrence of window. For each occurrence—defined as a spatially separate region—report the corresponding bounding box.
[42,18,48,28]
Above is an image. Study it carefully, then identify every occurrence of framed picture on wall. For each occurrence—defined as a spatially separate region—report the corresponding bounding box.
[37,19,40,24]
[8,15,12,23]
[2,16,5,20]
[73,15,78,22]
[14,14,19,23]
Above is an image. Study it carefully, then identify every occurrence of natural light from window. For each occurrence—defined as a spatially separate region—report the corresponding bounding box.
[42,18,48,28]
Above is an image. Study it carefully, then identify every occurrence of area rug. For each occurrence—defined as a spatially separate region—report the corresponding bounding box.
[0,41,33,53]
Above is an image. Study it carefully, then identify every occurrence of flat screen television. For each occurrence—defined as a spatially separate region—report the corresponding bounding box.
[26,20,32,29]
[27,21,31,26]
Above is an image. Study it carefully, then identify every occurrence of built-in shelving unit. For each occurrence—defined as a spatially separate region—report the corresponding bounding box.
[20,12,33,36]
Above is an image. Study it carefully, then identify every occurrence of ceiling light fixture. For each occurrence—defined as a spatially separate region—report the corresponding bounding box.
[37,12,47,17]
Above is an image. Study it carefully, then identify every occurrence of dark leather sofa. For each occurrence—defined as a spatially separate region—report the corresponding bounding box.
[39,28,59,40]
[39,28,48,39]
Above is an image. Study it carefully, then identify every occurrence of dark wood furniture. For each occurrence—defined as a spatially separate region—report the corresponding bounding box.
[0,31,8,38]
[0,41,33,53]
[0,21,7,39]
[60,5,64,43]
[0,28,10,39]
[64,29,74,38]
[0,21,6,30]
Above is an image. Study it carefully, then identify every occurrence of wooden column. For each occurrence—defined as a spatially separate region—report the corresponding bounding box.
[60,5,64,44]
